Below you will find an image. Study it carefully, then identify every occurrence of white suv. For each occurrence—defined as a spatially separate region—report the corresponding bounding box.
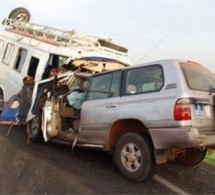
[40,59,215,182]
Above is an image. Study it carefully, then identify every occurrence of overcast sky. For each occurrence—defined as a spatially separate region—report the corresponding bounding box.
[1,0,215,72]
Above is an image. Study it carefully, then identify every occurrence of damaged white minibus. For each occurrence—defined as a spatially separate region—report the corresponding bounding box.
[0,8,131,140]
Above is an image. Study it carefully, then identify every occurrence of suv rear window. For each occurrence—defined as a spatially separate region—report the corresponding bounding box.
[181,63,215,92]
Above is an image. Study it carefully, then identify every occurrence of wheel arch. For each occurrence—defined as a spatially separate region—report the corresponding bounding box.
[107,119,154,153]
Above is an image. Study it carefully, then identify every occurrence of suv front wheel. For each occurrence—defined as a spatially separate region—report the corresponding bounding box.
[114,132,156,182]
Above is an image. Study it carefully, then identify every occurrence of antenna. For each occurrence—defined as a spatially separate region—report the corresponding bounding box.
[136,34,170,64]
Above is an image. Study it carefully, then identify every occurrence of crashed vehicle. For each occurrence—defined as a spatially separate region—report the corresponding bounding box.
[38,59,215,182]
[2,8,215,183]
[0,8,131,132]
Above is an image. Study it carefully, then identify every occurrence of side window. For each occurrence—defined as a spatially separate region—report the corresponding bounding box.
[87,71,122,100]
[27,57,39,78]
[14,48,27,72]
[123,65,164,95]
[42,54,69,79]
[110,71,121,97]
[3,43,15,65]
[47,54,66,68]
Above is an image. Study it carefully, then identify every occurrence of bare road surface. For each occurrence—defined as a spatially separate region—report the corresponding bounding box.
[0,125,214,194]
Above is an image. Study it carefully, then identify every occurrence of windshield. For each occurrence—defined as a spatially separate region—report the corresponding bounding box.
[181,62,215,92]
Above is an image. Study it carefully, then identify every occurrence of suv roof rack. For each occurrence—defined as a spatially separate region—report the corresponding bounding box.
[2,18,128,54]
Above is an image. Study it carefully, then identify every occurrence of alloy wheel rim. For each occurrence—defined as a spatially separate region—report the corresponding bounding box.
[121,143,142,172]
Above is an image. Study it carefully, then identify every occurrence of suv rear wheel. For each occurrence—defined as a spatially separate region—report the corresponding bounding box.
[176,148,207,167]
[114,132,156,182]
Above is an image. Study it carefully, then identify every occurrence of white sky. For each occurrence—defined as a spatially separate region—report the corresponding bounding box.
[1,0,215,72]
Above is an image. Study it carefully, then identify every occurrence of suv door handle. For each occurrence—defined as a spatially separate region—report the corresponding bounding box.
[105,103,117,108]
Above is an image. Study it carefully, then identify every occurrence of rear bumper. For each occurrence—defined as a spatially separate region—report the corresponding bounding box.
[201,134,215,147]
[149,127,215,149]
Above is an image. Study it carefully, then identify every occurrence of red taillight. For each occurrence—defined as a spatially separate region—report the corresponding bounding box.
[174,98,191,120]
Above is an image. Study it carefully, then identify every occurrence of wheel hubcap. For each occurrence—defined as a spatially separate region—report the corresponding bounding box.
[15,13,28,22]
[121,143,142,172]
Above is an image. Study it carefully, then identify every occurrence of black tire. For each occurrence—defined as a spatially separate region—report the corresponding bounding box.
[114,132,156,182]
[0,90,4,113]
[8,7,31,22]
[176,148,207,167]
[29,111,44,142]
[0,89,3,103]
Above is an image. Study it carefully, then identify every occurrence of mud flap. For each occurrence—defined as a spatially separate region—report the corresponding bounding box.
[71,126,81,152]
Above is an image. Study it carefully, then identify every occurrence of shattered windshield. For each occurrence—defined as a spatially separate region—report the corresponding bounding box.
[181,62,215,92]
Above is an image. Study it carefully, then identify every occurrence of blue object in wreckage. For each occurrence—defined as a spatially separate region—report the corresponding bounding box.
[0,107,17,121]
